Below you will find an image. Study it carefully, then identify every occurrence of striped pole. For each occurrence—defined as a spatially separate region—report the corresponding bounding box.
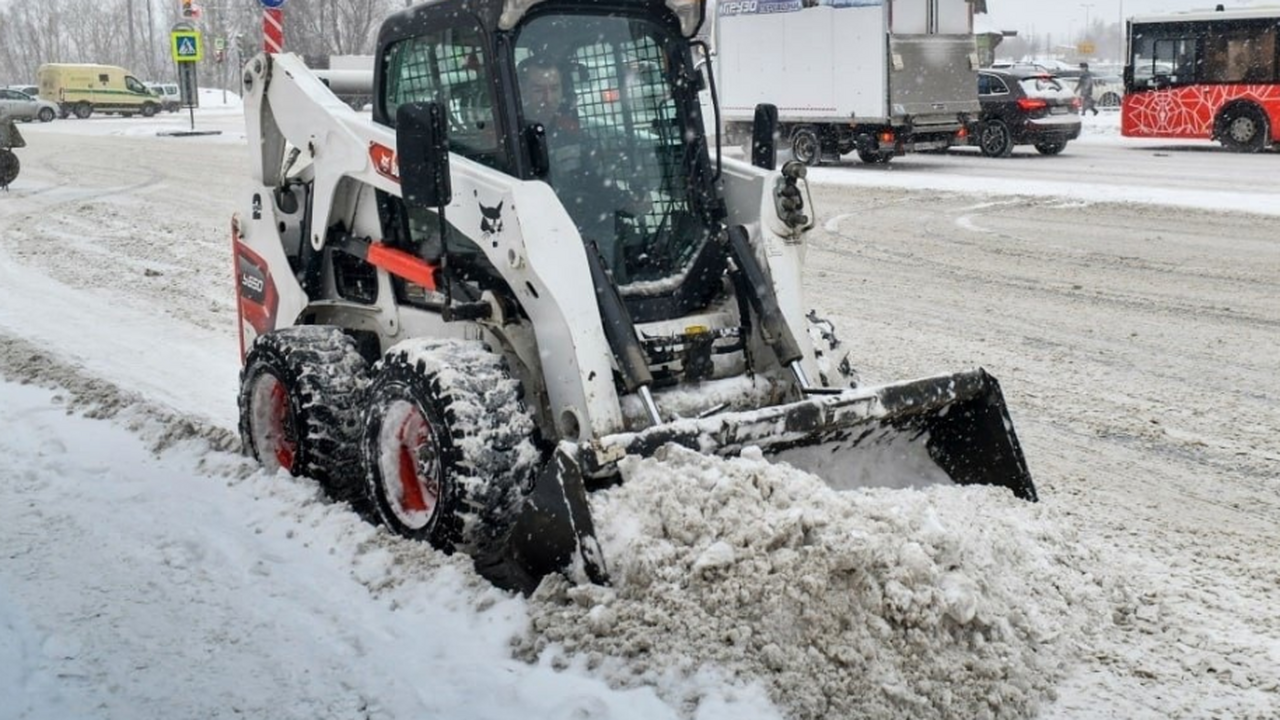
[263,8,283,54]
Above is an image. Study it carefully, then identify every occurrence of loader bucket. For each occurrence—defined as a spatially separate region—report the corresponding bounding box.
[494,368,1034,593]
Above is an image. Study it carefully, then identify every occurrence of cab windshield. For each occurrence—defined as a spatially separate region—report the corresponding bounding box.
[515,13,712,287]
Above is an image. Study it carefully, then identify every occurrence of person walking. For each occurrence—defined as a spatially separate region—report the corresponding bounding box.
[1077,62,1098,116]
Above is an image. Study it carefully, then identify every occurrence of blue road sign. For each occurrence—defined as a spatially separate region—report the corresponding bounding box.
[259,0,286,8]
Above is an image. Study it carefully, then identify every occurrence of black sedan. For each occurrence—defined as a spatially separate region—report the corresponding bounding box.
[971,70,1082,157]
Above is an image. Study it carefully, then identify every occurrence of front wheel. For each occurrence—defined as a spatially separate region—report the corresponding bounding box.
[37,107,55,123]
[790,126,821,166]
[239,326,370,505]
[362,339,540,561]
[141,103,158,118]
[1219,105,1269,153]
[978,120,1014,158]
[1034,140,1067,156]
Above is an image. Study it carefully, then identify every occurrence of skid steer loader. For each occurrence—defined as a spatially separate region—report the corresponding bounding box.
[234,0,1036,593]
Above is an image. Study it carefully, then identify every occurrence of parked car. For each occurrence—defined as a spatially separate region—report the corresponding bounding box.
[0,88,59,122]
[145,82,182,112]
[1068,74,1124,108]
[6,84,40,97]
[970,70,1081,157]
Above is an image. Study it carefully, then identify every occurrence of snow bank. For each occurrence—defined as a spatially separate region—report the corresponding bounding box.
[522,446,1125,720]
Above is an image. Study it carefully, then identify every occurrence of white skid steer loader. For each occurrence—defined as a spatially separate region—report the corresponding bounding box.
[233,0,1036,593]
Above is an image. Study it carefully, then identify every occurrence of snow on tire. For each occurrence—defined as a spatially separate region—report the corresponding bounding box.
[239,326,370,506]
[362,338,540,564]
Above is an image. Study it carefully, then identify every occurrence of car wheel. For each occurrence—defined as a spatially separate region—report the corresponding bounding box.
[1218,105,1268,153]
[37,107,55,122]
[790,126,821,166]
[1099,92,1121,108]
[978,120,1014,158]
[1034,140,1067,156]
[73,102,92,119]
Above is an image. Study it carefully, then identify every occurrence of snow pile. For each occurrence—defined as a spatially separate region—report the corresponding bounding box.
[522,446,1124,720]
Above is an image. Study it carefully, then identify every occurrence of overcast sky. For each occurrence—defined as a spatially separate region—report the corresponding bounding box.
[984,0,1258,36]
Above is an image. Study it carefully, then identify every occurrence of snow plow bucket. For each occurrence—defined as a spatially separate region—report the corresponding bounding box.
[499,368,1034,593]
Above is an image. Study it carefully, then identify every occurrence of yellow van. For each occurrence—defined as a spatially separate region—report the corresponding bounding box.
[36,63,162,119]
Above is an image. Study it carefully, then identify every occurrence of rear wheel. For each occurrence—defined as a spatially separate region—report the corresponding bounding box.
[1219,105,1268,153]
[37,107,55,123]
[978,120,1014,158]
[362,339,540,565]
[73,102,92,119]
[0,150,18,187]
[239,326,370,506]
[1034,140,1067,155]
[856,149,893,164]
[790,126,821,166]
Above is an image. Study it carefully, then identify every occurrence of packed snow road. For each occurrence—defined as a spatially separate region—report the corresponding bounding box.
[1,110,1278,719]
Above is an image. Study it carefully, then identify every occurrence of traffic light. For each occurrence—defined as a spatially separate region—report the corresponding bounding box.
[181,0,193,17]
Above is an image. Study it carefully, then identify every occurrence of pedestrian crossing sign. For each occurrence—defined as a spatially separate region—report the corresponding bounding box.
[171,30,204,63]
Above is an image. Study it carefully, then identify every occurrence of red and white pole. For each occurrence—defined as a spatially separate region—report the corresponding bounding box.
[263,8,284,54]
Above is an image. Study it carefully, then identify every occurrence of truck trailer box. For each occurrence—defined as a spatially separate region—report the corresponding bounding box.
[715,0,982,164]
[37,63,162,119]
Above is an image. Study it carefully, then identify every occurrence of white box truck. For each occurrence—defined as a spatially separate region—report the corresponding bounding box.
[714,0,982,164]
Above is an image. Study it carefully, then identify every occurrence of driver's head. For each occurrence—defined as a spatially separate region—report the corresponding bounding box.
[518,56,565,124]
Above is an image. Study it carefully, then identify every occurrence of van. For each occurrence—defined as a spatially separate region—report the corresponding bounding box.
[36,63,162,119]
[144,82,182,112]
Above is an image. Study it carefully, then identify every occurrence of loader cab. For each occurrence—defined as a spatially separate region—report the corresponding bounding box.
[374,0,724,321]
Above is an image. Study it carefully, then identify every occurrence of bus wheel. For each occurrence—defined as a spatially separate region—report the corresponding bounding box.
[1219,105,1268,153]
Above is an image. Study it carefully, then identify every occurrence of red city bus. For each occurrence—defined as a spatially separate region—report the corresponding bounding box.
[1123,6,1280,152]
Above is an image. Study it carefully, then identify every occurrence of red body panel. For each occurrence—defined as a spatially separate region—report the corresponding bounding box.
[1123,84,1280,140]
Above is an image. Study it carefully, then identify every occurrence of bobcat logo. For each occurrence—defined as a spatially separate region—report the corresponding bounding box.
[479,200,504,236]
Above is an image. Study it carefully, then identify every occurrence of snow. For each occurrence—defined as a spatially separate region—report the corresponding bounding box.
[2,92,1279,719]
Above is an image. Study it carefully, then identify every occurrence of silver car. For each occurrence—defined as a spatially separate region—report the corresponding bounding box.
[0,88,58,122]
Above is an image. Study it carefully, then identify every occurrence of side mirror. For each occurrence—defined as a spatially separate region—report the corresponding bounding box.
[751,103,778,171]
[395,101,451,209]
[524,123,550,179]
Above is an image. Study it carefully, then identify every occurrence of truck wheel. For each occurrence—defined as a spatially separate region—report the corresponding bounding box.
[790,126,821,166]
[239,326,370,507]
[73,102,92,119]
[978,120,1014,158]
[141,103,158,118]
[38,107,55,123]
[856,149,893,164]
[1034,140,1067,155]
[363,339,540,563]
[1218,105,1268,153]
[806,310,859,389]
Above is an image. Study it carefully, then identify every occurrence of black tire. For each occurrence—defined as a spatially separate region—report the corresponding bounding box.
[1219,105,1269,153]
[1034,140,1067,156]
[141,103,158,118]
[856,149,893,164]
[37,107,55,123]
[978,120,1014,158]
[0,149,18,187]
[790,126,821,166]
[239,326,370,506]
[806,310,859,389]
[1099,92,1121,108]
[362,339,540,565]
[73,102,92,119]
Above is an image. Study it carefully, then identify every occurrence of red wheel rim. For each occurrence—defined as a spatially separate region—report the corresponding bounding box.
[249,372,297,473]
[377,400,441,530]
